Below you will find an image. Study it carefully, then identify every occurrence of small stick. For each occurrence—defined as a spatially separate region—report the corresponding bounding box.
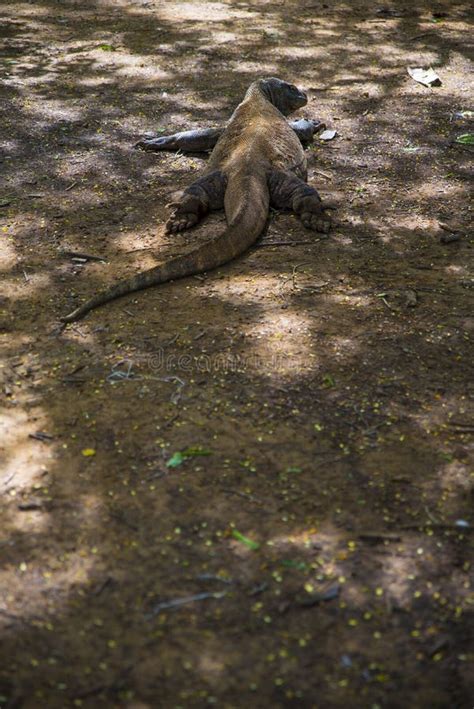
[196,574,234,585]
[448,420,474,428]
[221,488,263,504]
[60,250,107,262]
[148,591,227,616]
[358,532,401,543]
[23,270,29,282]
[256,240,319,247]
[65,181,78,191]
[424,506,439,524]
[312,168,333,180]
[410,32,433,41]
[29,432,54,442]
[439,222,459,233]
[399,523,473,532]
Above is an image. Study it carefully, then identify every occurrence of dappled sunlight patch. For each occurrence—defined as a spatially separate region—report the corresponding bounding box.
[376,552,422,606]
[0,235,17,272]
[196,651,227,681]
[7,503,52,536]
[0,408,54,492]
[5,2,50,17]
[269,525,341,556]
[21,99,83,124]
[0,138,22,153]
[323,292,371,309]
[228,58,278,75]
[0,550,98,635]
[414,181,469,200]
[444,264,469,276]
[87,49,171,82]
[243,309,315,375]
[436,459,472,501]
[157,1,259,23]
[113,230,167,258]
[0,272,52,301]
[325,335,361,360]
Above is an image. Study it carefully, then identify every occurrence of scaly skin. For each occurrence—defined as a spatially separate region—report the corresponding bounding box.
[61,78,330,324]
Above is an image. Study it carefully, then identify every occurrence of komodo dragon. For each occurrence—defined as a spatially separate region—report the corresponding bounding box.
[61,77,331,323]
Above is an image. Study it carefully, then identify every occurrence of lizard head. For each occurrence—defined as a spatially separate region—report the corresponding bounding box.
[256,77,308,116]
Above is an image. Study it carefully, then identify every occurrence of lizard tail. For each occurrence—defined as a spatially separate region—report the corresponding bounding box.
[60,173,269,323]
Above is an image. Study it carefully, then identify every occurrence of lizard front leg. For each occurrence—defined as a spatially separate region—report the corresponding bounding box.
[288,119,326,147]
[136,127,224,153]
[166,170,227,234]
[136,120,324,154]
[136,121,324,153]
[268,170,331,234]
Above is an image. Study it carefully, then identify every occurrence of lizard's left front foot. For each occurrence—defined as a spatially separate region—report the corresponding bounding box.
[135,136,178,151]
[296,196,331,234]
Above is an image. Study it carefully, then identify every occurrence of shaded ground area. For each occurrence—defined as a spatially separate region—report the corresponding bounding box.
[0,0,473,706]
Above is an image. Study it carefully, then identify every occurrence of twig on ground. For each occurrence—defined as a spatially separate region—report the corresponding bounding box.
[399,523,473,532]
[312,168,333,180]
[60,250,107,263]
[358,532,401,543]
[221,488,263,504]
[257,240,319,247]
[248,582,268,596]
[196,574,235,585]
[424,505,439,524]
[1,472,16,488]
[29,432,54,442]
[148,591,227,617]
[124,246,155,254]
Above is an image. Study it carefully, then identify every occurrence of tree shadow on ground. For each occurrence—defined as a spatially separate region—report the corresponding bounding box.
[1,0,473,707]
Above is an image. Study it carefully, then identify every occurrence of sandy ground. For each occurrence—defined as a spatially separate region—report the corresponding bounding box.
[0,0,473,707]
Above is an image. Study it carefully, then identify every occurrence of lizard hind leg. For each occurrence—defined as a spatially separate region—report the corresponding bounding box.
[165,170,227,234]
[268,169,331,234]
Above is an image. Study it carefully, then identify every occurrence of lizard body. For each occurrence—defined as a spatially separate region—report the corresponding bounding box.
[61,78,330,323]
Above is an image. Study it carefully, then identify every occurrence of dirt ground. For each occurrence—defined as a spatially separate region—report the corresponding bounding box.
[0,0,473,707]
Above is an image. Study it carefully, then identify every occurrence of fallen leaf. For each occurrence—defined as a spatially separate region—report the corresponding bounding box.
[407,67,441,87]
[232,530,260,551]
[319,129,337,141]
[166,446,212,468]
[455,133,474,145]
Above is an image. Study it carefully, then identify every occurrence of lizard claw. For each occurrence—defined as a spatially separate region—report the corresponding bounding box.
[135,136,176,151]
[300,209,331,234]
[166,212,199,234]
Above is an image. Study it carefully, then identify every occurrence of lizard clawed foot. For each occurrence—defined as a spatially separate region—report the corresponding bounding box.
[135,136,176,151]
[300,209,331,234]
[165,212,200,234]
[294,194,331,234]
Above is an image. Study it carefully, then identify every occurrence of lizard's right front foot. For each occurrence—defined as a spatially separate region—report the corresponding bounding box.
[295,195,331,234]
